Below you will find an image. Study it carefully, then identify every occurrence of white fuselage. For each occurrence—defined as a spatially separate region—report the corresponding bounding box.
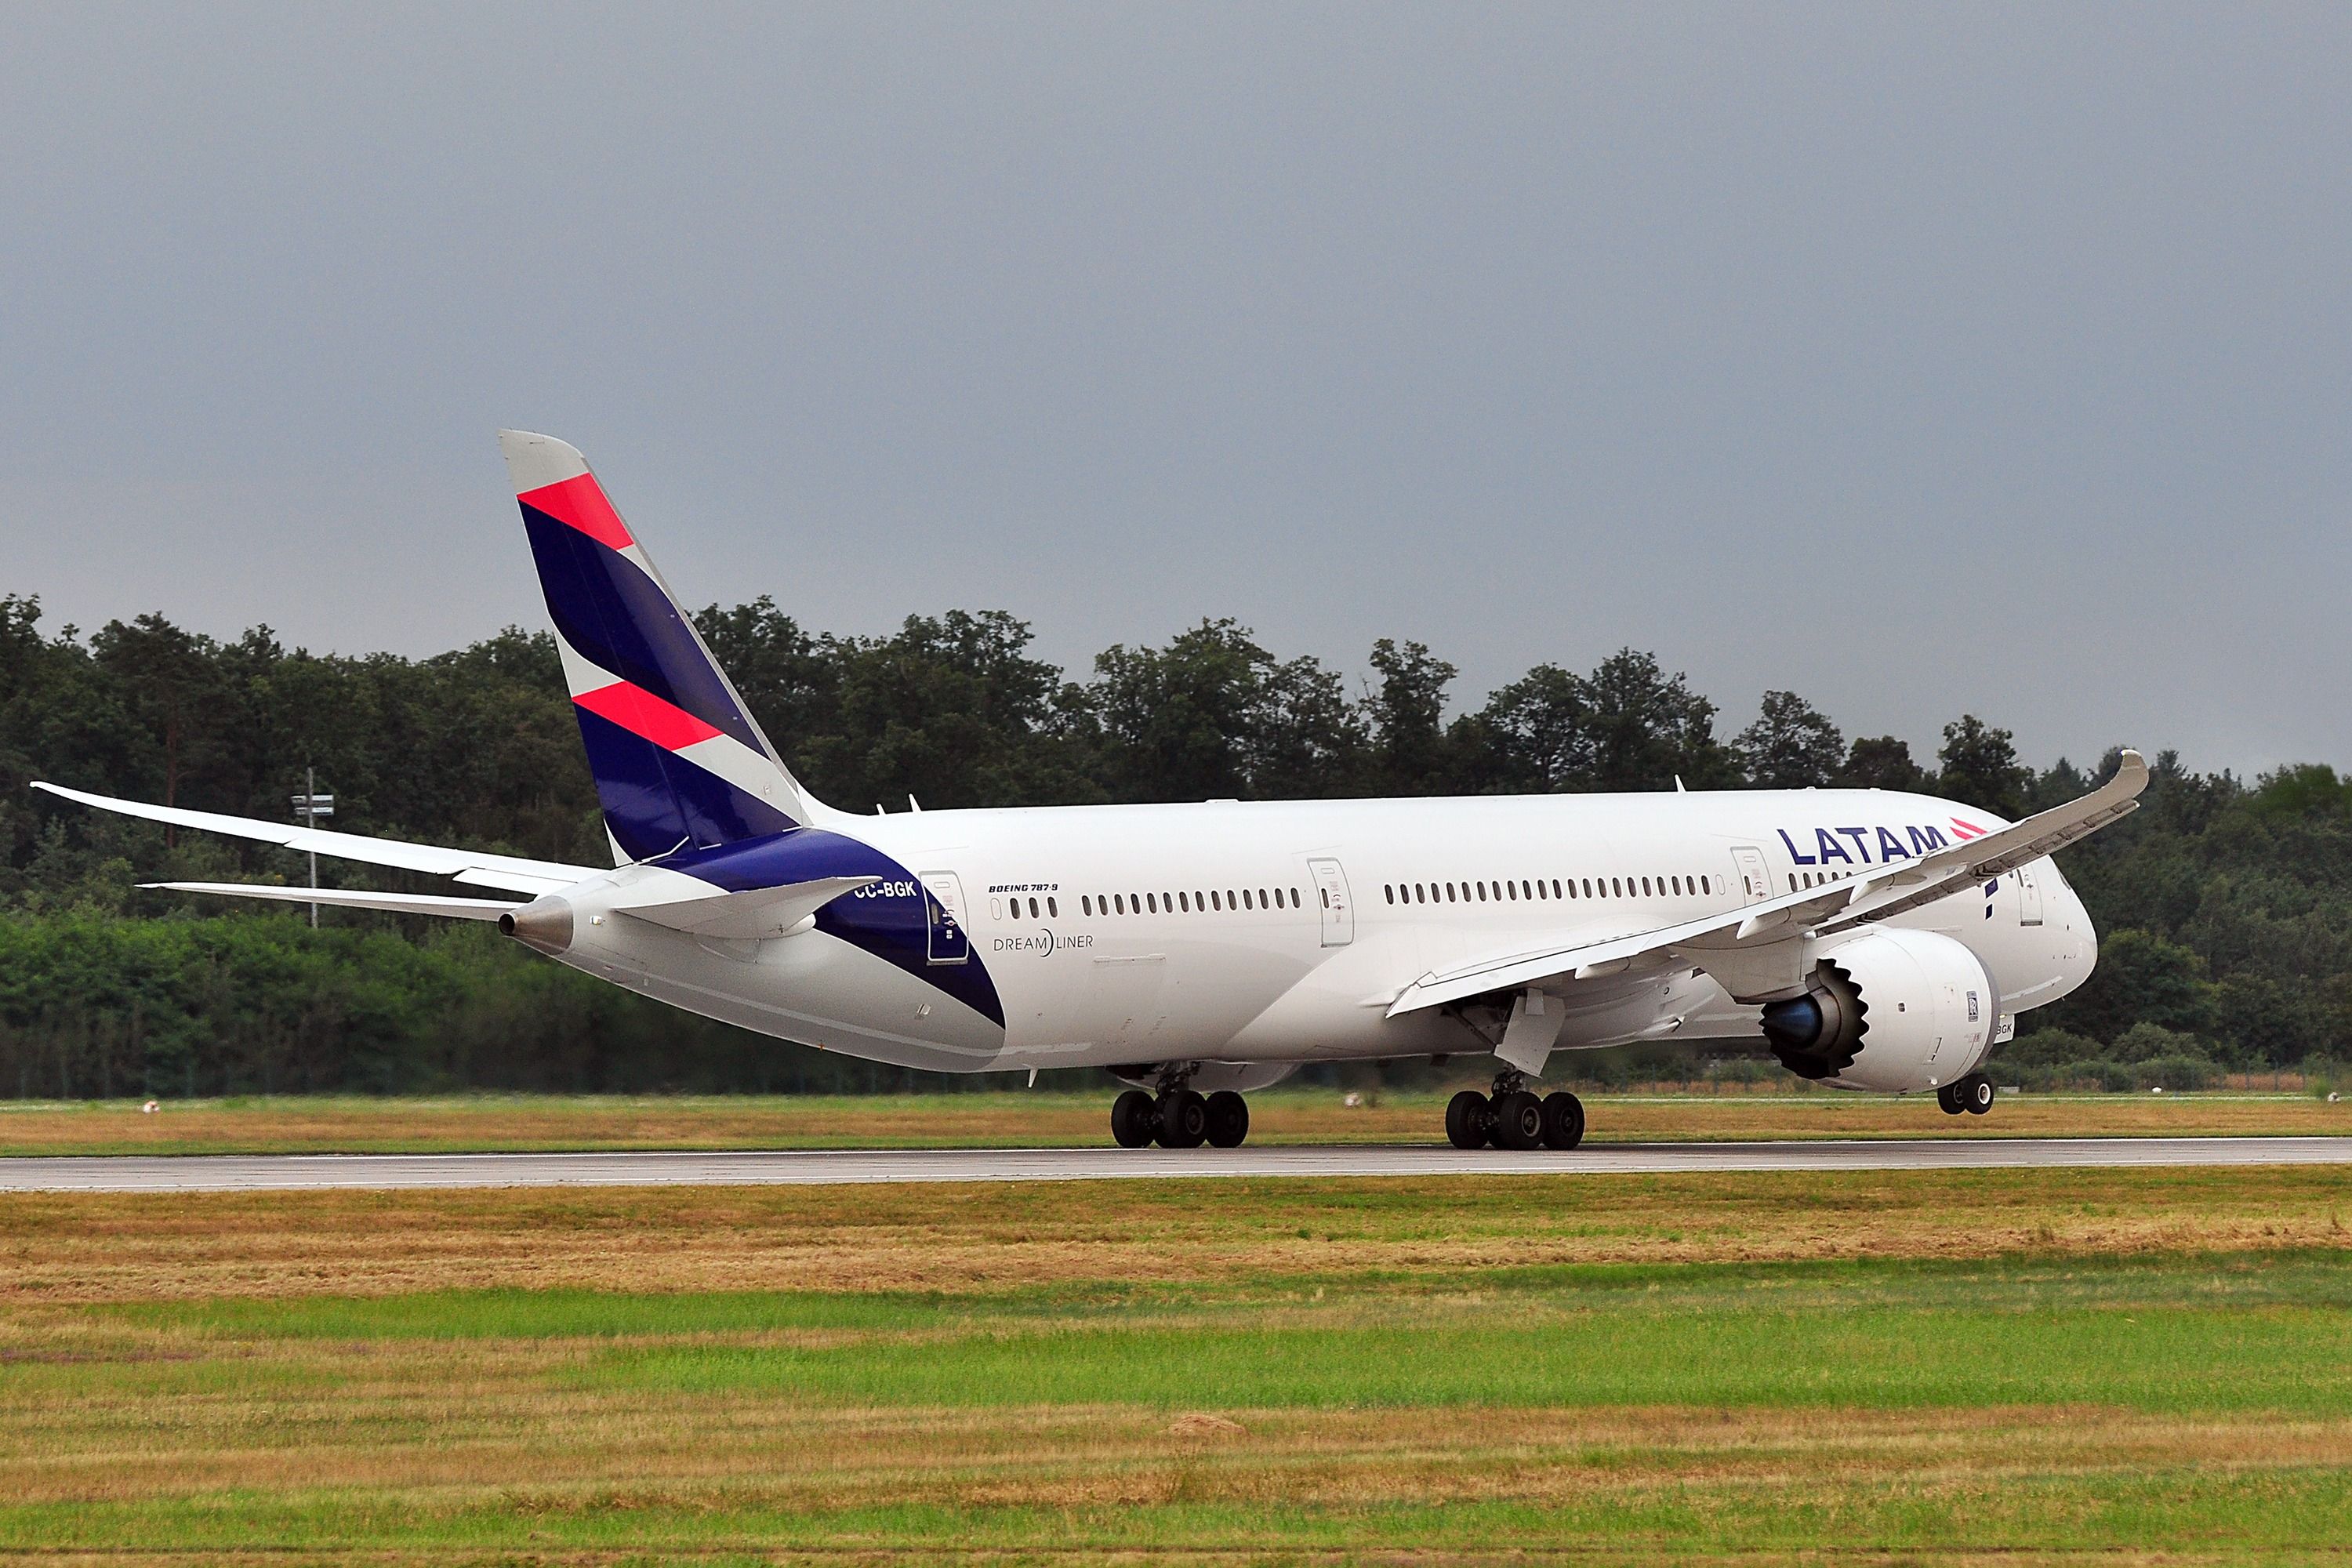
[539,786,2096,1080]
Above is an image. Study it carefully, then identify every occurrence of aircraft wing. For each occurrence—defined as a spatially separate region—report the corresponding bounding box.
[143,882,521,920]
[1387,749,2149,1017]
[32,782,596,896]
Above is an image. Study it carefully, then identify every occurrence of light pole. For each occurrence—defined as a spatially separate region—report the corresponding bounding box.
[290,768,334,929]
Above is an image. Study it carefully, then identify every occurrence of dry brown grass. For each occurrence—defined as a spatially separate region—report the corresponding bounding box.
[4,1164,2347,1304]
[2,1087,2346,1156]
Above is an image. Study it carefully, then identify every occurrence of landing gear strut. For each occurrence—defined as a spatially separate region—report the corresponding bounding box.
[1937,1073,1995,1116]
[1446,1073,1584,1152]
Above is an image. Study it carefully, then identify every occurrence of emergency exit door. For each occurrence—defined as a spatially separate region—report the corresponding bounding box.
[1308,858,1355,946]
[1730,845,1773,902]
[918,871,970,964]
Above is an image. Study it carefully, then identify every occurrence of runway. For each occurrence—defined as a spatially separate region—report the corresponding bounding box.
[3,1136,2350,1192]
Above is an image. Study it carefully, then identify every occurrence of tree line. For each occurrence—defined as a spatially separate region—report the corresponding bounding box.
[1,590,2344,1095]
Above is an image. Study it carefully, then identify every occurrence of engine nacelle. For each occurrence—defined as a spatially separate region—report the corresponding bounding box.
[1757,928,1998,1094]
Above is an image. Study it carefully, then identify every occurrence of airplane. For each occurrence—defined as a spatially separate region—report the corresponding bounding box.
[36,431,2147,1152]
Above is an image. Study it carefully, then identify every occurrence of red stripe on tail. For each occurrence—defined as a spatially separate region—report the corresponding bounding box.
[519,473,634,551]
[575,680,721,751]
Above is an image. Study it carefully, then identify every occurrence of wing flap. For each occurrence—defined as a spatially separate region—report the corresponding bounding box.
[34,782,595,896]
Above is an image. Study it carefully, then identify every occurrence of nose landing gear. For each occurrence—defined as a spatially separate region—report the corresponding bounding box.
[1446,1073,1585,1151]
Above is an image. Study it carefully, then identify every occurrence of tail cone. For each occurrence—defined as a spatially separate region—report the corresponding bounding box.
[501,895,575,955]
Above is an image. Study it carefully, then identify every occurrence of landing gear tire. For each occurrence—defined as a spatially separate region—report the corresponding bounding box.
[1110,1089,1157,1149]
[1445,1090,1491,1150]
[1961,1074,1994,1116]
[1156,1088,1209,1149]
[1936,1083,1966,1116]
[1491,1090,1544,1151]
[1204,1091,1250,1149]
[1540,1091,1585,1151]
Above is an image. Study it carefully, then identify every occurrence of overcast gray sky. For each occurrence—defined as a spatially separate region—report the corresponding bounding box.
[3,3,2345,775]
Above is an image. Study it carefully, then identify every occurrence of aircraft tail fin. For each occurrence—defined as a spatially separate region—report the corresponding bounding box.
[498,430,818,863]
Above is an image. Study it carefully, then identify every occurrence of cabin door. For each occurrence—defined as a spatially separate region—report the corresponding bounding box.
[1308,857,1355,946]
[2015,863,2045,926]
[918,871,971,964]
[1730,844,1773,902]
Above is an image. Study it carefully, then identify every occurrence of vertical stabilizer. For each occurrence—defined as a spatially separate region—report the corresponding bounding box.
[499,430,817,862]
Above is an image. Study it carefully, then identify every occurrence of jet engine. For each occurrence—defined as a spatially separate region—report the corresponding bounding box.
[1757,928,1998,1094]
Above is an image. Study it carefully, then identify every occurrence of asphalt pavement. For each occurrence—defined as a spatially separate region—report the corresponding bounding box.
[3,1136,2348,1191]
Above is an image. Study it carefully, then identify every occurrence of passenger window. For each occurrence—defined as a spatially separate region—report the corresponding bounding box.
[1566,879,1577,899]
[1047,897,1058,917]
[1178,892,1189,913]
[1384,885,1393,904]
[1701,875,1711,895]
[1081,895,1091,916]
[1290,889,1301,907]
[1320,887,1330,908]
[1670,876,1681,895]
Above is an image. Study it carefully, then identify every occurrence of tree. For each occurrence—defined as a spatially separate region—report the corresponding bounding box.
[1936,714,2027,817]
[1363,639,1457,795]
[1467,663,1588,793]
[820,611,1079,811]
[88,614,236,835]
[2034,927,2216,1044]
[1085,619,1363,804]
[1836,735,1929,792]
[1581,649,1733,791]
[1735,691,1843,789]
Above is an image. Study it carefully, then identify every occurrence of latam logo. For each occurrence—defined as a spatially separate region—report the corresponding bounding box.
[1777,818,1989,866]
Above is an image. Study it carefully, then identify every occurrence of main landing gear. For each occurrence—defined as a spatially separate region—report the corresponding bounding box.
[1936,1073,1995,1116]
[1109,1085,1251,1149]
[1446,1072,1584,1151]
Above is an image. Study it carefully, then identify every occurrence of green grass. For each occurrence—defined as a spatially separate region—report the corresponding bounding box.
[9,1179,2352,1562]
[95,1253,2352,1418]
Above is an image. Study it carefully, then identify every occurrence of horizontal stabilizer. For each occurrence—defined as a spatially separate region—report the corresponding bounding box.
[34,782,593,896]
[607,874,880,939]
[143,883,521,920]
